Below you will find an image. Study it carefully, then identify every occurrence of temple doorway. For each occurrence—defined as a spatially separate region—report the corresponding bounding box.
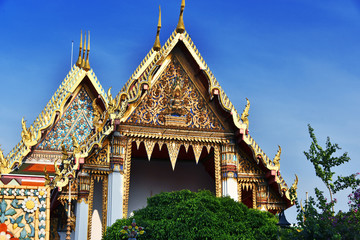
[127,141,215,216]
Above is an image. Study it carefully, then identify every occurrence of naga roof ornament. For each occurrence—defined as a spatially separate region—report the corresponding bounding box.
[273,145,281,169]
[240,98,250,129]
[153,6,162,51]
[176,0,185,33]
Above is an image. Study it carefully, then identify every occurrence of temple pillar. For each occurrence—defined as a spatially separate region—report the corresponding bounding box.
[75,171,90,240]
[220,142,238,201]
[107,168,124,225]
[75,200,89,240]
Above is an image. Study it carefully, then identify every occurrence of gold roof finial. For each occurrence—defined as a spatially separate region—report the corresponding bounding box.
[84,31,91,71]
[81,32,87,68]
[75,30,83,67]
[153,6,162,51]
[176,0,185,33]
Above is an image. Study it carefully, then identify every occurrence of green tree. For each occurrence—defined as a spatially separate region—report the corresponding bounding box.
[284,124,360,239]
[103,190,278,240]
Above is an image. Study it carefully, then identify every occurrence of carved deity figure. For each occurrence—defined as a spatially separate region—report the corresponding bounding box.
[167,68,186,116]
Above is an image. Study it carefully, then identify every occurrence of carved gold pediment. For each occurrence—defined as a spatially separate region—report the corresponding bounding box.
[126,58,224,131]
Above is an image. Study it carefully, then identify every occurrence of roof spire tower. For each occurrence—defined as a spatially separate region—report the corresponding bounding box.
[81,32,87,68]
[153,6,162,51]
[84,31,91,71]
[75,30,83,67]
[176,0,185,33]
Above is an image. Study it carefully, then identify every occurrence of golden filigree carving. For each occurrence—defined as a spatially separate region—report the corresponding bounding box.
[240,98,250,129]
[167,141,181,170]
[86,146,108,165]
[87,177,94,240]
[144,140,156,161]
[192,144,203,164]
[214,145,221,197]
[253,183,257,209]
[122,139,132,218]
[273,145,281,169]
[127,58,223,130]
[237,152,264,175]
[102,176,108,234]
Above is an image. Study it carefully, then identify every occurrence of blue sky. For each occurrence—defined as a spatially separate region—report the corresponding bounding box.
[0,0,360,223]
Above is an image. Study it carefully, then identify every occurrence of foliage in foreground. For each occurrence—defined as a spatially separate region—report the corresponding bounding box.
[103,190,278,240]
[283,125,360,239]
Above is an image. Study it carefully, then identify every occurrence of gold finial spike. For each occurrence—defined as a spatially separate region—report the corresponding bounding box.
[153,6,162,51]
[84,31,91,71]
[75,30,83,67]
[176,0,185,33]
[81,32,87,68]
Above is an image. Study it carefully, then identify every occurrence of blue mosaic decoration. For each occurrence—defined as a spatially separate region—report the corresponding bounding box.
[37,87,94,151]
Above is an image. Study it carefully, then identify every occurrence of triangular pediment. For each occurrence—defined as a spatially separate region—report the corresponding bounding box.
[36,86,95,151]
[125,57,224,131]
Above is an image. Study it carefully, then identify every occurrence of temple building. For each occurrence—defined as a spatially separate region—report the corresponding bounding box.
[0,1,297,240]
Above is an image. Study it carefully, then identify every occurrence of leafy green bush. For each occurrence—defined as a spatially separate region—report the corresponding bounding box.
[283,125,360,239]
[103,190,278,240]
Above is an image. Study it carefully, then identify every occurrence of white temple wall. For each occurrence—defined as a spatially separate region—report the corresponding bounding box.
[128,158,215,216]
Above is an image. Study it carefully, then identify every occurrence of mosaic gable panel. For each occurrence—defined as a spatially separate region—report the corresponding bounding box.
[126,58,224,130]
[37,87,94,151]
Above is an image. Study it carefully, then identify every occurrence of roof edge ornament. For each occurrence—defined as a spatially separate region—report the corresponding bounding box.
[176,0,185,33]
[75,30,83,67]
[273,145,281,169]
[153,5,162,51]
[240,98,250,129]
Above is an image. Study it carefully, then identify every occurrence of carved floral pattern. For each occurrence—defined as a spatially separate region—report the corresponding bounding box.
[126,58,223,130]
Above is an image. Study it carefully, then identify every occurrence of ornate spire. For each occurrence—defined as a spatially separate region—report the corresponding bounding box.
[75,30,83,67]
[84,31,91,71]
[153,6,162,51]
[176,0,185,33]
[80,32,87,68]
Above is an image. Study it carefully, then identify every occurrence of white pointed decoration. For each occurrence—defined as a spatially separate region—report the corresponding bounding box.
[183,142,190,153]
[144,140,156,161]
[135,139,142,150]
[192,144,203,164]
[157,141,164,151]
[167,142,181,170]
[206,145,212,154]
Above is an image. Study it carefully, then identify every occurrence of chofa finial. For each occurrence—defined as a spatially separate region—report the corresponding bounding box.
[84,31,91,71]
[176,0,185,33]
[76,31,90,71]
[81,32,87,68]
[75,30,83,67]
[153,5,162,51]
